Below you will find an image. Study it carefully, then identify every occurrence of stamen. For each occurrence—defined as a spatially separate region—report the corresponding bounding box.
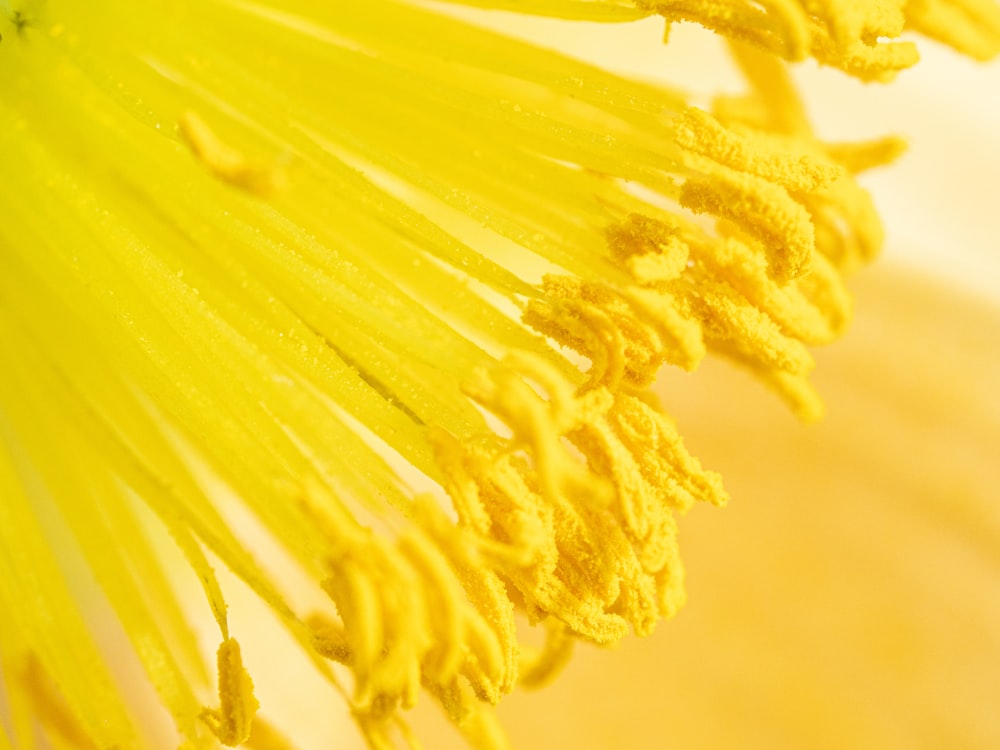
[179,110,287,195]
[201,639,260,747]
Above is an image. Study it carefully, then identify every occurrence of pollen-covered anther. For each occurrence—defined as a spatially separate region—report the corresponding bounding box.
[429,426,553,569]
[462,352,616,507]
[200,638,259,747]
[809,32,920,83]
[674,107,844,193]
[606,213,690,283]
[799,176,886,269]
[685,275,817,377]
[680,167,815,283]
[524,273,705,390]
[620,285,708,372]
[433,405,633,643]
[562,390,727,631]
[314,526,430,714]
[709,38,896,274]
[641,0,812,61]
[307,613,353,666]
[574,391,729,514]
[433,352,728,643]
[404,496,517,703]
[809,0,907,46]
[522,285,629,391]
[639,0,927,80]
[690,235,851,346]
[302,483,517,721]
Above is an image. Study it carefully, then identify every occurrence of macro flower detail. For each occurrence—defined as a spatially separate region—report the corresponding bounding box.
[1,1,997,749]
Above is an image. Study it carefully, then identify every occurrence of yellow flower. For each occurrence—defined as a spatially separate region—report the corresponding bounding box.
[0,1,996,749]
